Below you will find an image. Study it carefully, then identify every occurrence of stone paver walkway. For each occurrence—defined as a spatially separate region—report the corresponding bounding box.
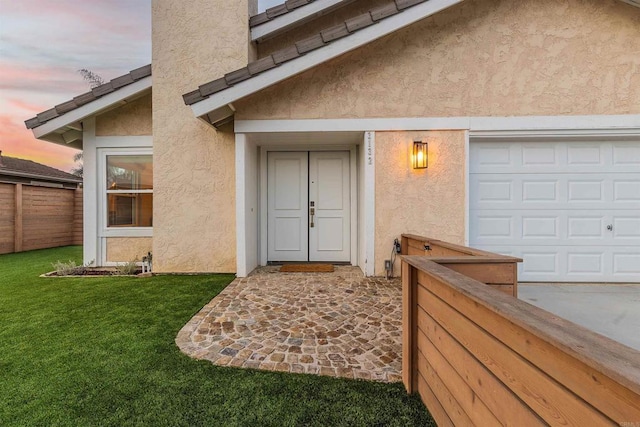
[176,266,402,382]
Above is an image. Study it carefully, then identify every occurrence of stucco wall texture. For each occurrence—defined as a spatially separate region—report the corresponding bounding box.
[152,0,256,272]
[106,237,153,263]
[237,0,640,119]
[95,93,152,136]
[374,131,466,275]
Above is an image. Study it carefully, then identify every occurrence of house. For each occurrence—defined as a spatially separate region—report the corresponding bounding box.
[0,151,82,254]
[25,0,640,282]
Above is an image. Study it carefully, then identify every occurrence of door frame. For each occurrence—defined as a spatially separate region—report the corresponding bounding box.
[260,145,358,266]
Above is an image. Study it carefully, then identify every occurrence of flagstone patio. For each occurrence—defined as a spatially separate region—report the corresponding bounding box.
[176,266,403,382]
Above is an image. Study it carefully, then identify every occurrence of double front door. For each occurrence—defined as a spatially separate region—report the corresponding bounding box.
[267,151,350,262]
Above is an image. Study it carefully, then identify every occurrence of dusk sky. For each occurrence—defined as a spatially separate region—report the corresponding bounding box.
[0,0,281,172]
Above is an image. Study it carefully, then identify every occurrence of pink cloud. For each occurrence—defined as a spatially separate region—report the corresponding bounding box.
[0,107,79,173]
[7,99,48,114]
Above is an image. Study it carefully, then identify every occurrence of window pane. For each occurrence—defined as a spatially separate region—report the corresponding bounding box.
[107,193,153,227]
[107,155,153,190]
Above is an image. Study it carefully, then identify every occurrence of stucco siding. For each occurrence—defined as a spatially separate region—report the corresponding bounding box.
[152,0,256,272]
[106,237,153,263]
[374,131,466,275]
[95,93,152,136]
[237,0,640,119]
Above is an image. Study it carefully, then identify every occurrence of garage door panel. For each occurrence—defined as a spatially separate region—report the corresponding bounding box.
[473,215,514,239]
[522,216,558,239]
[470,140,640,282]
[568,179,604,202]
[473,144,513,168]
[613,251,640,275]
[567,144,605,166]
[522,180,558,202]
[522,144,558,166]
[478,245,638,282]
[471,210,617,246]
[614,180,640,201]
[613,216,640,240]
[613,143,640,166]
[471,141,640,174]
[472,174,638,210]
[568,215,606,239]
[521,251,558,275]
[476,180,513,202]
[567,252,604,275]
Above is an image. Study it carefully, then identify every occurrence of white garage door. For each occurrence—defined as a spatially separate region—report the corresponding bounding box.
[470,140,640,282]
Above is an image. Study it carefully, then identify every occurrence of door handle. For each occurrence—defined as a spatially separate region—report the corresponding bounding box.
[607,224,613,231]
[310,205,315,228]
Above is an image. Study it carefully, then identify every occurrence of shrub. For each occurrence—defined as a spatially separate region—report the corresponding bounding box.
[51,260,87,276]
[115,259,139,276]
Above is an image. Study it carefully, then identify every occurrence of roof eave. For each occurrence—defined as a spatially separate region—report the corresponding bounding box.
[31,76,152,146]
[0,169,82,184]
[251,0,357,43]
[192,0,464,121]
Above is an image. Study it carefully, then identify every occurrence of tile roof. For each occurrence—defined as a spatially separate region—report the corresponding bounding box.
[183,0,427,107]
[250,0,320,27]
[25,64,152,130]
[0,153,82,183]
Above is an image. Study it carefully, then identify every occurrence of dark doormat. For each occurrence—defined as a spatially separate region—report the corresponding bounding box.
[279,264,334,273]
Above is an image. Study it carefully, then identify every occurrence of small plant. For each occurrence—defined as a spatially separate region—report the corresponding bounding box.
[51,259,92,276]
[115,259,140,276]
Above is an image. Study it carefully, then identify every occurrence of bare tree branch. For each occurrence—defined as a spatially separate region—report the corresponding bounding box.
[78,69,105,89]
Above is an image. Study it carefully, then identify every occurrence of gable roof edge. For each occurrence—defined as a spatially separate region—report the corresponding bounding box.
[251,0,357,42]
[191,0,463,119]
[31,76,152,141]
[0,168,82,184]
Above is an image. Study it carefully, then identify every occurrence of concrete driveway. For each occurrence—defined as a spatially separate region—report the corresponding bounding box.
[176,266,403,382]
[519,284,640,351]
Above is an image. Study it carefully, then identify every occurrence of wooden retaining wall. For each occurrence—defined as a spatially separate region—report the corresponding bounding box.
[0,183,83,254]
[402,256,640,426]
[401,234,521,297]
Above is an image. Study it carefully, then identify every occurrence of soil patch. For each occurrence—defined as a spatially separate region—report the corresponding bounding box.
[42,268,143,278]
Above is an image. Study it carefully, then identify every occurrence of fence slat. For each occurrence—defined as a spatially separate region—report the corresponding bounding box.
[0,182,81,254]
[14,184,22,252]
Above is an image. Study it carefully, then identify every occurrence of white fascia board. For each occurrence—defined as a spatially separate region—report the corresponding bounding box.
[192,0,463,118]
[468,114,640,132]
[235,114,640,133]
[32,76,152,140]
[251,0,356,42]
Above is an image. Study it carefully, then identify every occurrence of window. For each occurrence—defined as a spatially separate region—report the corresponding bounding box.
[106,155,152,228]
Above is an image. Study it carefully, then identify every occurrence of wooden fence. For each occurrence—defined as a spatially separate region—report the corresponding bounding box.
[402,255,640,426]
[0,183,82,255]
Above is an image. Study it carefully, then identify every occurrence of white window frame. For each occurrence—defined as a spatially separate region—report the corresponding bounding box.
[98,148,153,238]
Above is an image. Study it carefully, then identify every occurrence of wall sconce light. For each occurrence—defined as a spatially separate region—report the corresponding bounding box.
[413,140,428,169]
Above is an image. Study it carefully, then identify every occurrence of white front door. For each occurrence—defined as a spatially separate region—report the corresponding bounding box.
[267,152,309,262]
[470,140,640,282]
[309,151,351,262]
[267,151,350,262]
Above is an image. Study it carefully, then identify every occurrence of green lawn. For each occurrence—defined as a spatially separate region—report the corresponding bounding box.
[0,246,432,426]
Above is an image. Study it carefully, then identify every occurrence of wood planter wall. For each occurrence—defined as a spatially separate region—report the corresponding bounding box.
[402,255,640,426]
[0,183,82,254]
[401,234,521,296]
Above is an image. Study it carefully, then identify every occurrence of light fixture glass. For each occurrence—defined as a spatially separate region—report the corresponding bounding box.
[413,140,428,169]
